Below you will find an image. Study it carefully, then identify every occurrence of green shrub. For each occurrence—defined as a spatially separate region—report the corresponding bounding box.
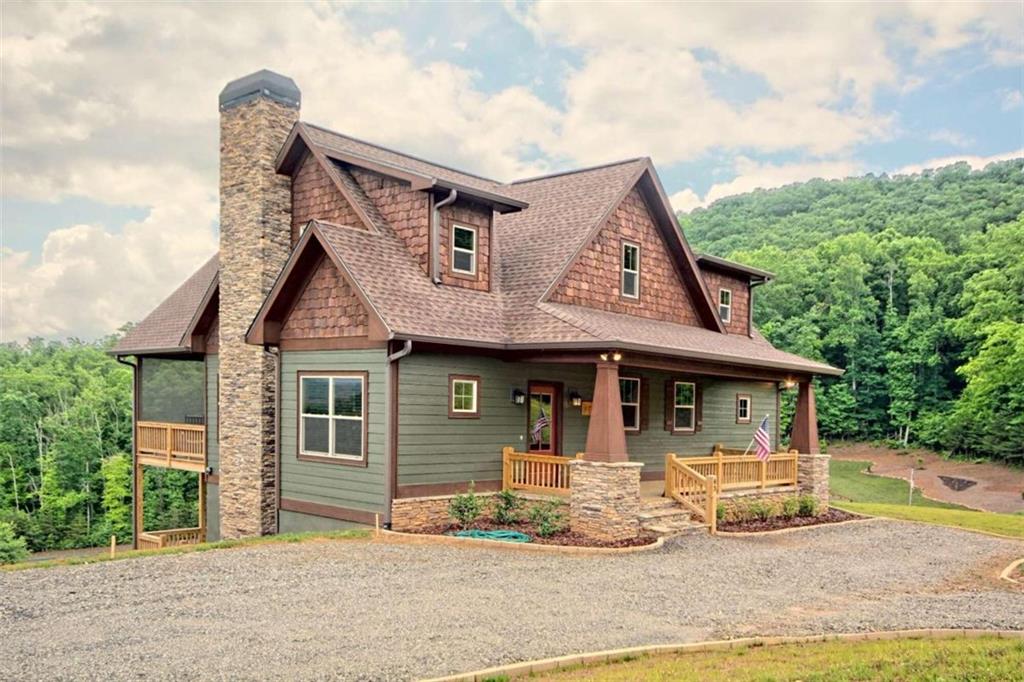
[780,497,800,519]
[748,499,774,522]
[797,494,820,517]
[716,502,726,523]
[492,489,523,525]
[448,482,484,528]
[0,521,29,565]
[730,500,753,523]
[528,501,567,537]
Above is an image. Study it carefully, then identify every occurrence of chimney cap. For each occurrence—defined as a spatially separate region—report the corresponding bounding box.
[219,69,301,110]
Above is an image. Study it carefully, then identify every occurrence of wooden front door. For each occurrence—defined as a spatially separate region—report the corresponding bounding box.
[527,382,560,455]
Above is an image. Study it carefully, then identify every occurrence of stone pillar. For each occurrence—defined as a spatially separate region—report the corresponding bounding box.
[789,381,820,455]
[218,71,300,539]
[584,360,628,463]
[798,453,830,512]
[569,460,643,542]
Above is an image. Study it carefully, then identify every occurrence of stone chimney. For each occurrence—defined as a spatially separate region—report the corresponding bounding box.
[217,70,300,538]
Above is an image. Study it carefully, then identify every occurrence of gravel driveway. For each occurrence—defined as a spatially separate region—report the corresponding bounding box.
[2,519,1021,681]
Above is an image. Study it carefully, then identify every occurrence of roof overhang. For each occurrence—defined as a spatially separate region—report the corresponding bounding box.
[696,254,773,283]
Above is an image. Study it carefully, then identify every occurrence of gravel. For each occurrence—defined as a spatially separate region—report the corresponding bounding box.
[1,519,1021,681]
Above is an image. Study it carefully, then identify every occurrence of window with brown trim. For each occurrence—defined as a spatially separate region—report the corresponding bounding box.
[451,224,477,276]
[736,393,751,424]
[621,241,640,299]
[449,374,480,418]
[719,288,732,323]
[298,372,368,465]
[619,376,641,431]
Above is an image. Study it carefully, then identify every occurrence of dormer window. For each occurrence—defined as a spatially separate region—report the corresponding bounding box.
[719,288,732,323]
[621,241,640,299]
[452,224,477,275]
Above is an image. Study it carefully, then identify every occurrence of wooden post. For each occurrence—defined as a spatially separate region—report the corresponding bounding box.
[716,448,723,488]
[110,535,116,559]
[198,473,206,543]
[664,453,673,497]
[760,458,767,489]
[165,423,173,467]
[133,459,144,550]
[583,360,628,462]
[501,447,512,490]
[707,475,717,535]
[789,381,820,454]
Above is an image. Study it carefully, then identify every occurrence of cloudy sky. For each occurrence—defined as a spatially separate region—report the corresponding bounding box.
[2,1,1022,343]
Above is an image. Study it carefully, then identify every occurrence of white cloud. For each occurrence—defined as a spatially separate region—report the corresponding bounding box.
[927,129,975,148]
[894,149,1024,175]
[668,188,704,214]
[1001,89,1024,111]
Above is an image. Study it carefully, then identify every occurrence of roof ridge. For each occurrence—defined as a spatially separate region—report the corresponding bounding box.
[303,121,503,185]
[508,157,648,185]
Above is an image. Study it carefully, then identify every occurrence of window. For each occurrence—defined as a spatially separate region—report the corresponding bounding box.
[299,374,366,462]
[673,381,695,432]
[620,377,641,431]
[621,241,640,299]
[452,225,477,275]
[719,288,732,323]
[736,394,751,424]
[449,375,480,418]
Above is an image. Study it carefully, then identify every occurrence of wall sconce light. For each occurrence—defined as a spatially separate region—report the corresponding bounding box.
[510,388,526,405]
[569,391,583,407]
[781,379,796,389]
[599,353,608,361]
[599,351,623,362]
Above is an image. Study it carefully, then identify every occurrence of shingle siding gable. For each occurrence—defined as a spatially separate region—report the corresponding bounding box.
[280,255,369,339]
[350,167,431,275]
[291,153,365,241]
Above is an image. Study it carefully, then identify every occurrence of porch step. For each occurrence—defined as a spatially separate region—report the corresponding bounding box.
[639,495,709,537]
[640,496,678,510]
[643,521,708,537]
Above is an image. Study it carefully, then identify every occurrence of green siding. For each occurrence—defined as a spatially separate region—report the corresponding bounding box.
[205,483,220,542]
[280,350,388,516]
[206,355,219,473]
[278,510,368,533]
[397,353,779,486]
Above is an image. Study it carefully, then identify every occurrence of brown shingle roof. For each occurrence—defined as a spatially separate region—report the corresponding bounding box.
[113,254,218,355]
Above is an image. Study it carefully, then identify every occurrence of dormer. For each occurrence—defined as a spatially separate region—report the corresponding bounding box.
[695,254,773,337]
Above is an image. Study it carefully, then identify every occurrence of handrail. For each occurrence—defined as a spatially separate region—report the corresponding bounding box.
[136,421,206,472]
[502,447,579,496]
[682,450,797,492]
[665,453,717,534]
[136,526,204,550]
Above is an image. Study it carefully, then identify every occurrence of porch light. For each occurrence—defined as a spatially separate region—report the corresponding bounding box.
[569,391,583,407]
[612,352,622,362]
[510,388,526,405]
[781,379,796,389]
[599,353,608,361]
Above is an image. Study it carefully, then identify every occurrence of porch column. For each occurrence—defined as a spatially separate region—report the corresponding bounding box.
[789,381,820,454]
[584,360,628,462]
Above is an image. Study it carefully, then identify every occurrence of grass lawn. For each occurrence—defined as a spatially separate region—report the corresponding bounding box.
[830,460,963,509]
[533,636,1024,681]
[837,502,1024,539]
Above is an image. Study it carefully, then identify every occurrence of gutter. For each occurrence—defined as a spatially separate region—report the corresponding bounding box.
[384,339,413,527]
[431,189,458,284]
[115,355,139,548]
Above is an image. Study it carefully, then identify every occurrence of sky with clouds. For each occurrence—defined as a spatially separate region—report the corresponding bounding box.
[1,1,1022,343]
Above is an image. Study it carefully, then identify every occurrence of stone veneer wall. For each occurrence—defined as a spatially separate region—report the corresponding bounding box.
[219,94,299,539]
[568,460,643,542]
[798,453,830,511]
[391,492,565,532]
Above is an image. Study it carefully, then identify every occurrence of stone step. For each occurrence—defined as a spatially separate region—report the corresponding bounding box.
[642,521,708,537]
[640,496,677,510]
[638,507,692,522]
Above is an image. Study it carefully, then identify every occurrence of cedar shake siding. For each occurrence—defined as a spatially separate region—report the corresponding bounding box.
[438,198,492,291]
[205,315,219,354]
[280,256,369,340]
[550,187,701,326]
[350,167,432,275]
[291,152,364,241]
[700,269,751,336]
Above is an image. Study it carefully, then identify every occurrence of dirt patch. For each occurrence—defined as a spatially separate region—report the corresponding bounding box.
[718,508,863,533]
[405,518,659,548]
[830,443,1024,514]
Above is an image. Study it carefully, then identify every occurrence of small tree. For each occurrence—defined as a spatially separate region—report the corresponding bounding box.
[0,521,29,565]
[448,482,483,528]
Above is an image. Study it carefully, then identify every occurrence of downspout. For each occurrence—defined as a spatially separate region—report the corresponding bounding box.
[384,339,413,527]
[264,345,281,535]
[115,355,138,548]
[431,189,458,284]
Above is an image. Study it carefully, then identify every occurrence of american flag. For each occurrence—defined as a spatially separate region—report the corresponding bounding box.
[531,407,550,444]
[754,415,772,461]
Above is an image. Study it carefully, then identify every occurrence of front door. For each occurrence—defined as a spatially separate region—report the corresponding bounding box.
[527,382,560,455]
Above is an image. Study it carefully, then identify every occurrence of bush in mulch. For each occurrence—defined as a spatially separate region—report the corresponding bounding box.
[406,517,658,548]
[717,507,864,533]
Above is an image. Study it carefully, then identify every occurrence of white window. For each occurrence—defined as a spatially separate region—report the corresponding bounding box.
[621,242,640,299]
[452,225,477,275]
[450,377,479,416]
[673,381,695,432]
[619,377,641,431]
[300,374,365,460]
[736,394,751,424]
[719,289,732,323]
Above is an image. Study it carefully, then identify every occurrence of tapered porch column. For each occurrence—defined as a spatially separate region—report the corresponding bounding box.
[584,360,628,462]
[789,381,820,454]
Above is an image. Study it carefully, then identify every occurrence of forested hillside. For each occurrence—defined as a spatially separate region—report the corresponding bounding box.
[0,336,198,553]
[681,160,1024,461]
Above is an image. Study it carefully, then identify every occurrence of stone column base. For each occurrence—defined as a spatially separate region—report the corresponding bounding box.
[569,460,643,542]
[797,452,830,513]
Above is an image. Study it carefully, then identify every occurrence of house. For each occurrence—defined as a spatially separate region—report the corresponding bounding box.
[113,70,840,546]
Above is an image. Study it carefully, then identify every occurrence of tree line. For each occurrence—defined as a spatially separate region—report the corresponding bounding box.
[681,159,1024,461]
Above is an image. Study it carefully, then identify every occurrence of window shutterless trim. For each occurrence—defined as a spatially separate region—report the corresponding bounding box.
[621,240,640,300]
[619,375,641,432]
[451,224,478,277]
[672,380,696,432]
[719,288,732,323]
[736,393,752,424]
[296,370,369,467]
[448,374,481,418]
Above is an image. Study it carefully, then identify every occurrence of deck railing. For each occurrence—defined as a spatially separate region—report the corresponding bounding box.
[502,447,581,496]
[136,527,204,550]
[681,449,797,493]
[665,454,717,533]
[136,421,206,472]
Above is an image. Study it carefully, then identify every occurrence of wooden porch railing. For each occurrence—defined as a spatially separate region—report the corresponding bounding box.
[665,454,717,533]
[136,527,204,550]
[136,421,206,472]
[502,447,581,496]
[681,448,797,493]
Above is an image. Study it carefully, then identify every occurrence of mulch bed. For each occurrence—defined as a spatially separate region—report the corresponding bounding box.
[718,508,864,533]
[405,518,658,548]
